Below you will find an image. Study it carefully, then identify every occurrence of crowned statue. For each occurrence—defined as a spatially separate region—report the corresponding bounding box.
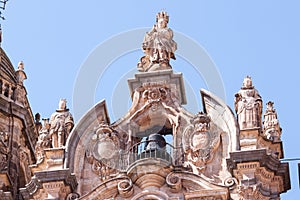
[235,76,262,130]
[138,11,177,72]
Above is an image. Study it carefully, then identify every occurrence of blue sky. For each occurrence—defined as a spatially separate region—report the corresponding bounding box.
[2,1,300,199]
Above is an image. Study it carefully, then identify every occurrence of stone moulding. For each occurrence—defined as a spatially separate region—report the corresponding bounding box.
[201,89,240,153]
[226,148,290,193]
[79,171,230,200]
[19,169,77,199]
[128,69,187,105]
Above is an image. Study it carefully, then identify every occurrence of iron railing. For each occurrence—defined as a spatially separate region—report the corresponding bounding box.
[118,140,184,171]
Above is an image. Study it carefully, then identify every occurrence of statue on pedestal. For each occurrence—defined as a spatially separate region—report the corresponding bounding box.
[49,99,74,148]
[35,118,51,163]
[263,101,281,141]
[138,11,177,72]
[235,76,262,130]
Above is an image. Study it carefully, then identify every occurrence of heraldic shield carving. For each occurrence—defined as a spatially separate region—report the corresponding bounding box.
[182,112,221,174]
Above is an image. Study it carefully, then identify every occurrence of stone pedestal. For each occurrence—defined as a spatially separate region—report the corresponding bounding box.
[239,128,260,150]
[20,148,77,200]
[128,69,187,105]
[227,149,290,199]
[30,148,65,173]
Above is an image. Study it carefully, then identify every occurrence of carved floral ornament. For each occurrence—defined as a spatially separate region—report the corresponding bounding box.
[183,112,220,174]
[142,85,168,103]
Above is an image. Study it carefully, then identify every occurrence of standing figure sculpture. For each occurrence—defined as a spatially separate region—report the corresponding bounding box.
[35,118,51,163]
[235,76,262,130]
[49,99,74,148]
[138,11,177,72]
[263,101,281,141]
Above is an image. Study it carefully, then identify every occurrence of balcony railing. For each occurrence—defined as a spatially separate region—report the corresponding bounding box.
[117,139,184,171]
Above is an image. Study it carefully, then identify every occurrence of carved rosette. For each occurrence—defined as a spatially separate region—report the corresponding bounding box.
[142,84,168,104]
[183,112,220,174]
[86,123,121,180]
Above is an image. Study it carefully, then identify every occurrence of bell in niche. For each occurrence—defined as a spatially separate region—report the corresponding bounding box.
[138,133,171,162]
[145,133,166,151]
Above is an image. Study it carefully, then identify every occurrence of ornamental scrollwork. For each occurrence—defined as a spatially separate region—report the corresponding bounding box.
[86,123,121,180]
[182,112,220,174]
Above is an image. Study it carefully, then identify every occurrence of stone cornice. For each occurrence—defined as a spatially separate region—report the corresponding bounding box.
[19,169,77,199]
[226,148,290,192]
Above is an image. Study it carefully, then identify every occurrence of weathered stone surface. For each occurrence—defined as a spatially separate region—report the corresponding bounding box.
[235,76,262,130]
[138,11,177,72]
[0,12,291,200]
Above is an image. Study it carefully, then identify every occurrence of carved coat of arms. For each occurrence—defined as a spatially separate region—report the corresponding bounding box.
[182,112,220,174]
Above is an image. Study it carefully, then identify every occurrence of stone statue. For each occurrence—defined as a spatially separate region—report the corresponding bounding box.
[35,118,51,163]
[138,11,177,72]
[263,101,281,141]
[49,99,74,148]
[235,76,262,130]
[35,113,42,135]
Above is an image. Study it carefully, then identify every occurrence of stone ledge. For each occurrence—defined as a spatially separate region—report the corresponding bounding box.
[226,149,290,192]
[19,168,77,199]
[128,70,186,105]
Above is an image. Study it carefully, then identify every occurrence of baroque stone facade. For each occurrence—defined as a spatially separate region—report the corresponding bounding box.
[0,12,290,199]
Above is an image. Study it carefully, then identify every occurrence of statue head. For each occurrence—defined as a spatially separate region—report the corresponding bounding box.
[18,61,24,70]
[35,113,41,122]
[242,76,253,89]
[266,101,274,112]
[42,118,50,129]
[58,98,67,110]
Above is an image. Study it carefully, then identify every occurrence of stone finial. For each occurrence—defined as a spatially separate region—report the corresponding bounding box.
[138,11,177,72]
[234,76,262,130]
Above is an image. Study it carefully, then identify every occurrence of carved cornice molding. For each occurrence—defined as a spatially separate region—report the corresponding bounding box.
[227,149,290,193]
[19,169,77,199]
